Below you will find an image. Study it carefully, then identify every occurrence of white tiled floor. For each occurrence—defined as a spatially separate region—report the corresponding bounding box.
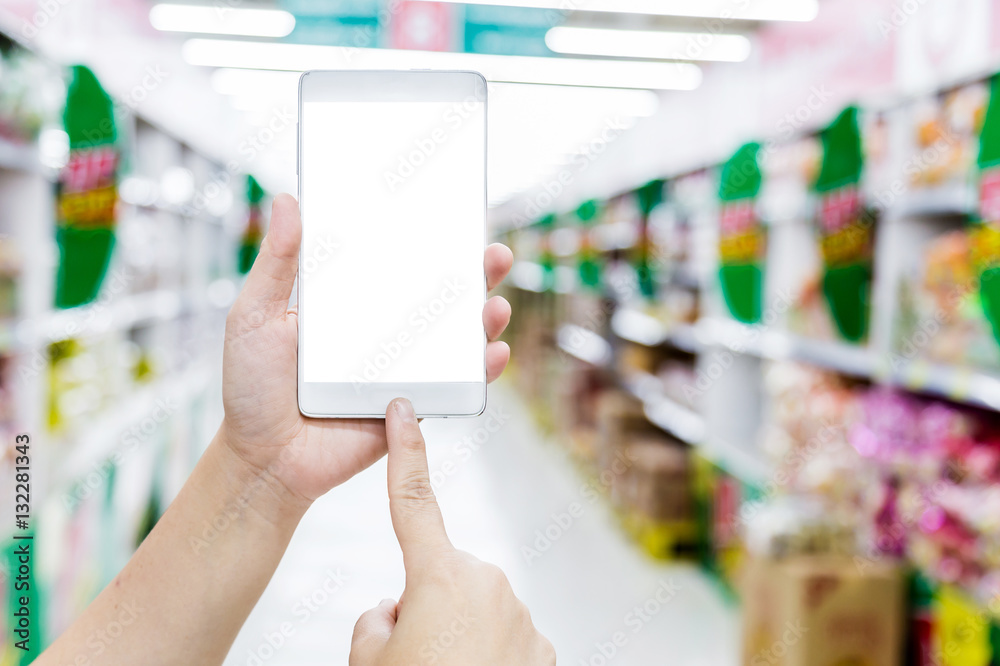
[224,383,739,666]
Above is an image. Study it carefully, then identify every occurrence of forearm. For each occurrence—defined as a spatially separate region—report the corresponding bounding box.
[37,425,310,665]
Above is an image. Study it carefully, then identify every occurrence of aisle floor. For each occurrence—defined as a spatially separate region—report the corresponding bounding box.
[224,382,739,666]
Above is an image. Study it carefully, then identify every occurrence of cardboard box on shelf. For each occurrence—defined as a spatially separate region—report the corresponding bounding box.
[742,555,785,666]
[595,389,651,482]
[566,425,600,468]
[617,437,691,523]
[610,434,697,558]
[553,362,606,456]
[618,342,661,376]
[741,555,904,666]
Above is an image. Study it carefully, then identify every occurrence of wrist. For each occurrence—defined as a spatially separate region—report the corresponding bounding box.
[209,423,313,529]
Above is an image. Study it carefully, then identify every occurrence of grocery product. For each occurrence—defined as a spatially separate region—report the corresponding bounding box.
[909,84,986,190]
[574,199,603,290]
[718,142,765,324]
[0,40,59,142]
[934,585,992,666]
[553,361,605,466]
[694,459,750,586]
[595,389,650,481]
[55,65,119,309]
[614,435,695,558]
[897,229,995,369]
[0,237,20,319]
[237,175,264,275]
[813,106,873,343]
[633,179,666,300]
[617,436,690,520]
[742,555,905,666]
[976,76,1000,350]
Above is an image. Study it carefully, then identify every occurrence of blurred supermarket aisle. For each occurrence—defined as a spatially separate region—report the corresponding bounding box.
[225,380,738,666]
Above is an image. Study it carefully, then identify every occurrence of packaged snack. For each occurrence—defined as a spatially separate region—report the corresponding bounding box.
[615,435,696,558]
[617,437,691,523]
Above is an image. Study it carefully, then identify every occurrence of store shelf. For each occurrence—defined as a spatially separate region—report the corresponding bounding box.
[694,317,877,378]
[611,310,876,379]
[892,182,976,218]
[697,437,773,489]
[556,323,612,368]
[698,317,1000,410]
[622,371,705,444]
[52,361,214,490]
[0,136,49,177]
[559,312,774,487]
[508,261,578,294]
[620,369,771,486]
[124,199,229,225]
[509,260,547,292]
[23,290,182,346]
[11,280,238,350]
[879,359,1000,411]
[611,307,702,354]
[613,306,1000,410]
[568,300,1000,413]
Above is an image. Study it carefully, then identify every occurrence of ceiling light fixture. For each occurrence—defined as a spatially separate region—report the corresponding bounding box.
[149,4,296,38]
[182,39,703,90]
[410,0,819,22]
[546,26,752,62]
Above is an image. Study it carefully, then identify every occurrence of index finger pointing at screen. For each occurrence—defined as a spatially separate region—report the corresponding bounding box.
[385,398,453,568]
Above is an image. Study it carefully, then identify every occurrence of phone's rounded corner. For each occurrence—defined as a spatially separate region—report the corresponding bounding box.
[298,70,320,101]
[466,70,488,100]
[297,391,322,419]
[469,383,488,417]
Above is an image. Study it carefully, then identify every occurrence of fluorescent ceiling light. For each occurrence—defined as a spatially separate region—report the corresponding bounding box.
[182,39,702,90]
[150,4,295,37]
[546,27,752,62]
[410,0,818,21]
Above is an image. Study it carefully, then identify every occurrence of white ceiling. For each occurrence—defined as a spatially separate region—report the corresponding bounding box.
[0,0,692,217]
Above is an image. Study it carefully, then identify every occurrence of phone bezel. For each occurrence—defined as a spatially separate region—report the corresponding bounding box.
[296,70,489,419]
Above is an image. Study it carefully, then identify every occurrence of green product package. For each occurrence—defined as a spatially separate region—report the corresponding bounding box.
[55,65,119,309]
[575,199,602,290]
[990,619,1000,666]
[537,213,557,291]
[814,106,872,343]
[974,75,1000,347]
[634,179,665,299]
[135,469,163,548]
[718,142,765,324]
[238,176,265,275]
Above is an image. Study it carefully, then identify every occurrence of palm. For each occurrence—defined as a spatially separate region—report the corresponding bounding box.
[220,194,512,504]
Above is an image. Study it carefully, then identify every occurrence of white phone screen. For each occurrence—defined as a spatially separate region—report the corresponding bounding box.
[300,79,486,386]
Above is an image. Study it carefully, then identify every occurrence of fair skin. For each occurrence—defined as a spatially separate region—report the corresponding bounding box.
[37,194,555,665]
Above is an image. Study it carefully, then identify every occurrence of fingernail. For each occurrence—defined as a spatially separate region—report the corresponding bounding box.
[394,399,416,423]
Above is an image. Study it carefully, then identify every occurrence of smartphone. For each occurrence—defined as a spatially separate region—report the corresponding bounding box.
[297,70,488,418]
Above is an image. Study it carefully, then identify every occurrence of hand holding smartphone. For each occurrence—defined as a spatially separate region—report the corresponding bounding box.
[297,70,489,418]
